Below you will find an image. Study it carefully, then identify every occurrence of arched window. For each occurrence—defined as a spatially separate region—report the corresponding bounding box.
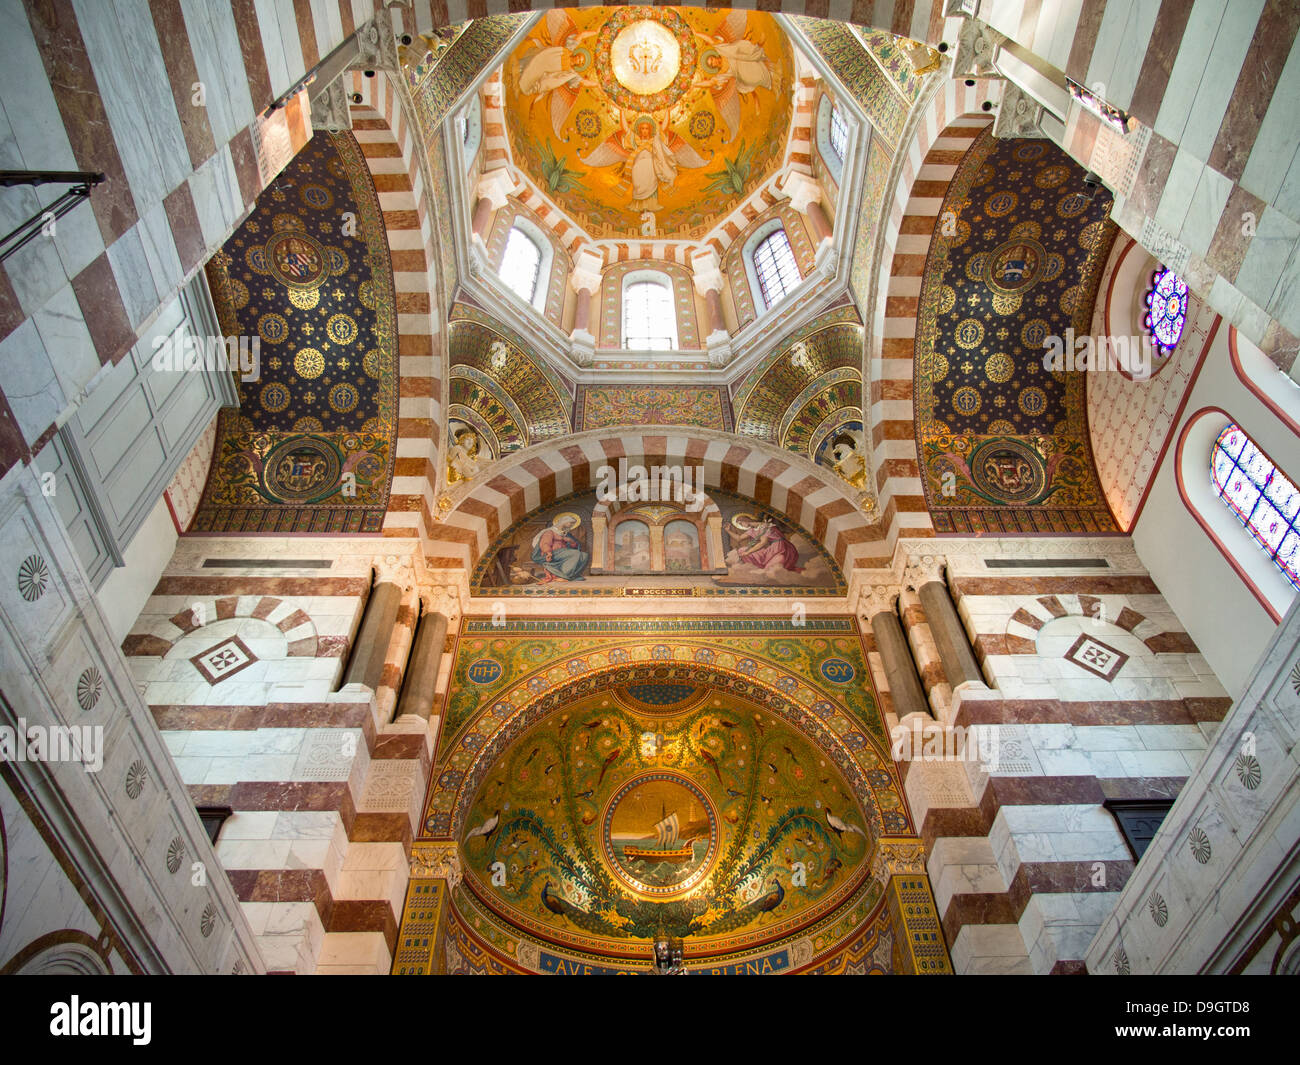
[1144,265,1188,357]
[752,228,802,310]
[1211,422,1300,590]
[499,225,542,305]
[622,275,677,350]
[829,105,849,162]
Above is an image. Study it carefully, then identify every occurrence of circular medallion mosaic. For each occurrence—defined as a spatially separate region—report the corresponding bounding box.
[1035,164,1070,189]
[326,313,358,345]
[257,312,289,344]
[329,382,359,413]
[985,352,1015,383]
[265,230,328,290]
[985,237,1047,296]
[259,382,291,413]
[602,772,718,898]
[596,8,697,113]
[300,184,333,209]
[1021,318,1050,347]
[294,347,324,379]
[1018,386,1048,416]
[262,437,342,503]
[970,437,1047,504]
[952,386,982,416]
[955,317,985,349]
[985,190,1018,217]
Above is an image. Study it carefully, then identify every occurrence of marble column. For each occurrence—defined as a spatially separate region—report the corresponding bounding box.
[918,579,984,690]
[867,595,930,720]
[692,249,732,364]
[569,248,603,362]
[343,579,402,691]
[899,587,951,716]
[395,608,448,721]
[471,168,516,247]
[805,198,833,243]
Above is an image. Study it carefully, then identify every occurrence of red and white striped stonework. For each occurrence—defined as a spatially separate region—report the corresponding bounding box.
[346,72,445,542]
[425,430,888,573]
[866,82,999,557]
[0,0,338,479]
[891,562,1231,974]
[123,549,437,974]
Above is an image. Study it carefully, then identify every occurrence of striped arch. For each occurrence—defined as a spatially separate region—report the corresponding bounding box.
[867,82,999,552]
[121,596,341,660]
[424,429,888,573]
[346,70,447,541]
[1004,595,1200,656]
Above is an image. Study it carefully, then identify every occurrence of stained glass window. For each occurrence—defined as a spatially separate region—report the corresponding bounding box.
[499,226,542,304]
[1211,422,1300,590]
[623,278,677,350]
[753,228,802,310]
[829,105,849,162]
[1144,266,1188,357]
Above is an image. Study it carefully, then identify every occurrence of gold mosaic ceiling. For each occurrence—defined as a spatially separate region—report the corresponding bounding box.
[503,7,795,239]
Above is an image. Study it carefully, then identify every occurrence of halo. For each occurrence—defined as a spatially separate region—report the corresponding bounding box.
[553,512,582,530]
[729,512,758,530]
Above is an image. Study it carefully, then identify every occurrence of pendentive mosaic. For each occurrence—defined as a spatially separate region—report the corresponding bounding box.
[197,132,397,532]
[914,131,1118,534]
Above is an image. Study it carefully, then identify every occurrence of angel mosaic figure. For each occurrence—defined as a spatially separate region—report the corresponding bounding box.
[828,429,869,491]
[580,110,708,213]
[703,10,780,143]
[728,513,803,573]
[446,425,490,485]
[516,9,599,137]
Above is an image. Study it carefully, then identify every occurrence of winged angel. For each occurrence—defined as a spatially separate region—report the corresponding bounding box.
[516,10,598,137]
[703,10,781,143]
[580,110,709,213]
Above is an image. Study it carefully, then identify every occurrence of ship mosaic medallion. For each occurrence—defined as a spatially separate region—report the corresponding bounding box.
[603,772,718,896]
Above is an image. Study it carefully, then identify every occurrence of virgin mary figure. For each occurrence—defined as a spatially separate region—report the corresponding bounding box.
[531,512,590,582]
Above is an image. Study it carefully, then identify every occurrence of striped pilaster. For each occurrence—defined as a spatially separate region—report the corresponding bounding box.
[347,73,444,541]
[867,86,996,556]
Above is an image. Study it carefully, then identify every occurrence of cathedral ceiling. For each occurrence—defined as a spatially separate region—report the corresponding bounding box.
[502,7,795,239]
[196,132,397,533]
[915,131,1119,534]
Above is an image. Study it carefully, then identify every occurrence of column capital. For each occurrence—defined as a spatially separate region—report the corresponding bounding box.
[904,552,946,589]
[475,167,517,210]
[859,584,899,618]
[410,842,462,887]
[781,170,823,215]
[691,248,725,295]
